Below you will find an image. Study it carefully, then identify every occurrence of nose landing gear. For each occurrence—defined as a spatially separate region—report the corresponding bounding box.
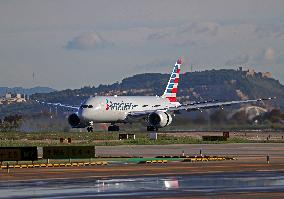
[87,126,93,132]
[86,121,94,132]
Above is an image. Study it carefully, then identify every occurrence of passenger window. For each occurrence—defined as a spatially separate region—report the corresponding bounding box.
[142,105,148,107]
[88,105,93,108]
[81,105,88,108]
[154,105,160,107]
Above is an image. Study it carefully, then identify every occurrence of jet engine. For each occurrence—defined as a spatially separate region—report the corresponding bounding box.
[148,111,172,128]
[68,113,84,128]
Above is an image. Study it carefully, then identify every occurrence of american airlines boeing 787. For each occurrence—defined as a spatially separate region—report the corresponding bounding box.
[38,58,275,132]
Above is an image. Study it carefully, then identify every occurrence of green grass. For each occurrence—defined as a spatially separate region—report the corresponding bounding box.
[1,131,284,147]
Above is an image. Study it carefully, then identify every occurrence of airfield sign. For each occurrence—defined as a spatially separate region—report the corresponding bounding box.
[43,146,95,159]
[0,147,38,161]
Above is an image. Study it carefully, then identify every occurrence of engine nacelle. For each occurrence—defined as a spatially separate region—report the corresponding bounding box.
[68,113,86,128]
[148,111,172,128]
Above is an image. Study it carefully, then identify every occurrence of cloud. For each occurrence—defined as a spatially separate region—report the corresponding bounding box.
[65,32,110,50]
[135,58,177,72]
[146,22,219,46]
[226,47,279,67]
[177,22,219,36]
[254,24,284,38]
[252,47,277,65]
[147,32,170,40]
[264,47,275,61]
[225,54,250,66]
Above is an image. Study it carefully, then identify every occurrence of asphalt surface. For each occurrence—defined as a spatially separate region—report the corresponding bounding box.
[1,171,284,198]
[96,143,284,160]
[1,143,284,198]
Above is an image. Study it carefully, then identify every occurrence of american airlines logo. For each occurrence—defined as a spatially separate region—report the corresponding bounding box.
[106,99,137,111]
[106,99,111,110]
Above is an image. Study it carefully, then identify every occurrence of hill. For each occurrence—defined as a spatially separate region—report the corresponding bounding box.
[32,69,284,110]
[0,86,56,96]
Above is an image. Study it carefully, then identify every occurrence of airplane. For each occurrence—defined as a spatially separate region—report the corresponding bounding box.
[37,58,275,132]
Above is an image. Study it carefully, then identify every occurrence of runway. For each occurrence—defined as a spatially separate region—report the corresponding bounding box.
[96,143,284,159]
[1,143,284,198]
[1,171,284,198]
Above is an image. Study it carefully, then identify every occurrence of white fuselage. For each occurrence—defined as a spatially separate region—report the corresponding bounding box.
[77,96,176,123]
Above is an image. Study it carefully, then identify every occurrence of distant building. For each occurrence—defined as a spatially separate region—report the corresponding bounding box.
[237,66,272,78]
[0,93,27,105]
[261,72,272,78]
[5,93,12,99]
[246,69,256,77]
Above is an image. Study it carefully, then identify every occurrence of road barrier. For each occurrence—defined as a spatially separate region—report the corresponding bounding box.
[139,160,168,164]
[183,156,236,162]
[0,161,108,169]
[156,155,189,158]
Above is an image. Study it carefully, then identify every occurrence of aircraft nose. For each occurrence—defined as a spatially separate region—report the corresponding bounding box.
[79,108,92,121]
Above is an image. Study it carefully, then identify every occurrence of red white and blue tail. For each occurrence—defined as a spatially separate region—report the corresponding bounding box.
[162,58,182,103]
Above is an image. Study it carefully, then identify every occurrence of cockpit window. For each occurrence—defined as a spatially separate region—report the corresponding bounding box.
[81,104,93,109]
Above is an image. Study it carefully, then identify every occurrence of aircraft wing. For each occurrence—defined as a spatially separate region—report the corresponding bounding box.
[171,97,276,112]
[35,100,80,110]
[126,97,275,119]
[128,109,166,116]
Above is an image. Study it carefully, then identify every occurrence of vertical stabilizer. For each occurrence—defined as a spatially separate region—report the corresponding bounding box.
[162,58,182,102]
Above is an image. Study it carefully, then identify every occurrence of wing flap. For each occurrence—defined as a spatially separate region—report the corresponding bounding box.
[170,97,276,112]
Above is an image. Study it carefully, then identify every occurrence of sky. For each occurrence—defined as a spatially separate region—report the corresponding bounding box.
[0,0,283,90]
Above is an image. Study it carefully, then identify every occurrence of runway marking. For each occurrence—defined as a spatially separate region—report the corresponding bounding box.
[3,163,284,182]
[5,163,284,174]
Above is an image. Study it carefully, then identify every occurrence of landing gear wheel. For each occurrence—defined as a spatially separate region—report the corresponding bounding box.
[147,126,158,131]
[108,125,120,131]
[87,126,93,132]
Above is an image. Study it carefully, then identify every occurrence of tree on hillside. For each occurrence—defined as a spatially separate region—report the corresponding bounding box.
[0,114,23,132]
[255,109,284,124]
[230,110,249,125]
[210,110,228,124]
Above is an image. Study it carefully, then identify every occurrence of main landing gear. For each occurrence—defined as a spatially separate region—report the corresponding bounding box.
[108,125,120,131]
[147,126,158,132]
[87,126,93,132]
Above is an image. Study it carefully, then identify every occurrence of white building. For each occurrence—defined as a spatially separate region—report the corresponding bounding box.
[0,93,27,104]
